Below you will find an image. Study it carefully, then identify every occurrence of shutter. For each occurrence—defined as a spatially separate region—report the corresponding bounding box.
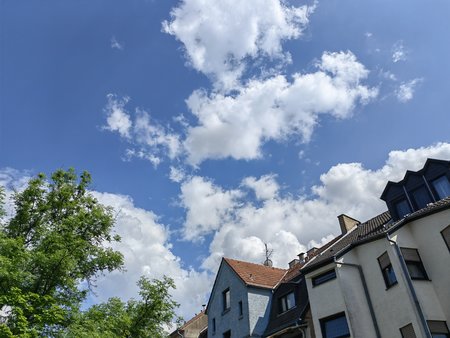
[378,252,391,269]
[400,248,421,262]
[427,320,450,334]
[400,323,417,338]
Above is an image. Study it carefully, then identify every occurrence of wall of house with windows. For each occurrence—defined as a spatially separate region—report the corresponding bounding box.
[305,263,352,338]
[207,263,250,338]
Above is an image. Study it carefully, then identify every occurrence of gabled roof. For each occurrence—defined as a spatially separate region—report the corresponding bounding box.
[224,258,287,289]
[302,196,450,273]
[169,310,207,337]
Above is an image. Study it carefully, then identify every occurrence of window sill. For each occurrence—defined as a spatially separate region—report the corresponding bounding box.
[222,308,230,316]
[238,315,243,320]
[277,305,297,317]
[411,277,431,282]
[385,281,398,291]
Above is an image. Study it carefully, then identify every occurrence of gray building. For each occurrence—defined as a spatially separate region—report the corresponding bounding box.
[206,258,286,338]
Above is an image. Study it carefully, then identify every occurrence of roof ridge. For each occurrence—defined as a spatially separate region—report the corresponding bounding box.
[224,257,286,271]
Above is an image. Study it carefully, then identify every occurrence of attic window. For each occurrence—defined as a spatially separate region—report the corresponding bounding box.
[222,288,230,312]
[394,199,412,219]
[411,186,433,209]
[432,176,450,199]
[278,292,295,313]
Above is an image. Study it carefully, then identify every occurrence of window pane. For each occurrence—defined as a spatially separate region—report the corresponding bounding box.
[395,199,412,218]
[286,292,295,309]
[383,265,397,286]
[323,315,350,338]
[432,176,450,199]
[406,262,427,279]
[412,186,432,209]
[313,270,337,286]
[442,226,450,250]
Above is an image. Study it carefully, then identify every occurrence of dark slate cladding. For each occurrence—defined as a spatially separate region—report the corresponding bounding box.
[263,271,309,337]
[302,196,450,273]
[380,159,450,221]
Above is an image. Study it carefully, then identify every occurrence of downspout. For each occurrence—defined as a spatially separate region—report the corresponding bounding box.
[386,234,432,338]
[334,258,381,338]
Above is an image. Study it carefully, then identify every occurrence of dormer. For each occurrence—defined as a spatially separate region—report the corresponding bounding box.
[380,159,450,221]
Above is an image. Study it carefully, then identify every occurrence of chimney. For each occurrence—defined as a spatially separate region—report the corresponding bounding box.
[298,252,306,263]
[306,247,319,259]
[288,259,300,268]
[338,214,360,234]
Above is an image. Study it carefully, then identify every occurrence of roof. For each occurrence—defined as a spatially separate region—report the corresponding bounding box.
[303,196,450,273]
[169,311,207,337]
[224,258,287,289]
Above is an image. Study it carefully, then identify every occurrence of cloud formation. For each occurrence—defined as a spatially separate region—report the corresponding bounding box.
[184,51,377,165]
[178,143,450,271]
[392,41,407,63]
[110,36,124,50]
[163,0,315,90]
[103,94,181,167]
[396,78,422,102]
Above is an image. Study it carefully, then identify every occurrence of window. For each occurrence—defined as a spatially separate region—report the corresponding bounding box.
[238,301,243,317]
[378,251,397,288]
[395,199,412,219]
[400,323,417,338]
[411,186,433,209]
[223,330,231,338]
[212,318,216,334]
[312,269,336,287]
[278,292,295,313]
[432,176,450,200]
[400,248,429,280]
[222,288,230,312]
[320,312,350,338]
[442,225,450,251]
[428,320,450,338]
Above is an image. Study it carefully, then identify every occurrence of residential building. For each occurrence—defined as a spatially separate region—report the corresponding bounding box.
[170,310,208,338]
[301,159,450,338]
[206,258,286,338]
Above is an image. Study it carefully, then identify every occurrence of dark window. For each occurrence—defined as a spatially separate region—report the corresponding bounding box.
[312,269,337,287]
[395,199,412,219]
[400,323,417,338]
[411,186,433,209]
[238,301,243,317]
[378,251,397,288]
[278,292,295,313]
[223,330,231,338]
[320,312,350,338]
[432,176,450,200]
[442,225,450,251]
[212,318,216,333]
[401,248,428,280]
[428,320,450,338]
[222,288,230,312]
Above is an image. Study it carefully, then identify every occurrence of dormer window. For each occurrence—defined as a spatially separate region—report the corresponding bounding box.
[432,176,450,199]
[394,199,411,219]
[411,186,433,209]
[279,291,295,313]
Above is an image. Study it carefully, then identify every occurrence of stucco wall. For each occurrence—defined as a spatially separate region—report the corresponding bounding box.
[208,263,250,338]
[248,288,272,336]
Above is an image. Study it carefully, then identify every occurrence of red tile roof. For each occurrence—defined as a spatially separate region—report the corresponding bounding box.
[224,258,287,289]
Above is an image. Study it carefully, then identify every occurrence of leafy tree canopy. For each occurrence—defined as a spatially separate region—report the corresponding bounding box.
[0,169,179,337]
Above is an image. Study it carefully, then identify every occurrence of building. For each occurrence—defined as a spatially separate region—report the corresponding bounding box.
[206,257,286,338]
[170,310,208,338]
[301,159,450,338]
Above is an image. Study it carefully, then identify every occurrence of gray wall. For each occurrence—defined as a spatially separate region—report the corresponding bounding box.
[248,288,272,336]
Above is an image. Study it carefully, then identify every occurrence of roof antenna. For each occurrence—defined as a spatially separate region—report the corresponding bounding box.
[263,243,273,267]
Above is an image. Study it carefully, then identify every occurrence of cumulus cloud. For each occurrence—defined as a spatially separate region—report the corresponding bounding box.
[392,41,407,63]
[184,51,378,165]
[103,94,181,167]
[163,0,315,90]
[396,78,422,102]
[242,174,279,200]
[110,36,124,50]
[178,143,450,271]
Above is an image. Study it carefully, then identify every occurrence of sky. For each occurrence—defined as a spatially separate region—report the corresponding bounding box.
[1,0,450,321]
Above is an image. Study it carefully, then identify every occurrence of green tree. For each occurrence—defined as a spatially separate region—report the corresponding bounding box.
[65,276,179,338]
[0,169,124,336]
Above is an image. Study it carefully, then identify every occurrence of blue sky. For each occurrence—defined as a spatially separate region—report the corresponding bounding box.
[1,0,450,320]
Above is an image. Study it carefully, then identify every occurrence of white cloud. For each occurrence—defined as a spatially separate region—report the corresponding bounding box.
[163,0,315,90]
[392,41,407,63]
[178,143,450,271]
[169,166,186,183]
[184,51,377,165]
[396,78,422,102]
[110,36,124,50]
[242,174,279,200]
[103,94,182,166]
